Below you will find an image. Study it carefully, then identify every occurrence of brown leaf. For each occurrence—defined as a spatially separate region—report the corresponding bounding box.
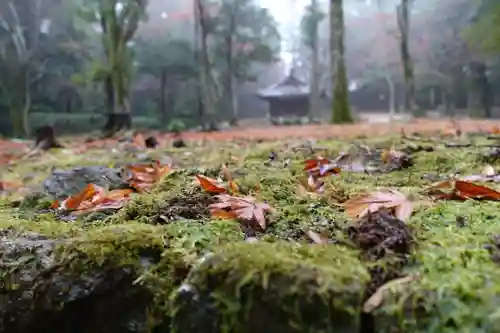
[424,179,500,201]
[363,275,417,313]
[209,195,273,231]
[340,189,415,221]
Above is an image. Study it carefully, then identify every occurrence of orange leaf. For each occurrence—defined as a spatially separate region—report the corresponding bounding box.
[454,180,500,200]
[62,184,103,210]
[195,174,227,194]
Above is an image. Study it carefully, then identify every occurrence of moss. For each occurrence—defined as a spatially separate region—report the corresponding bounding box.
[112,185,213,224]
[5,132,500,331]
[374,200,500,333]
[171,241,369,333]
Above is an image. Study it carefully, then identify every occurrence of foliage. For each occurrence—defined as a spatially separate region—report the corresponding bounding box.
[464,0,500,53]
[211,0,281,81]
[300,2,325,48]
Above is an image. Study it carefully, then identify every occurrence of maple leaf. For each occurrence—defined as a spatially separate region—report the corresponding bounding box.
[208,194,273,231]
[304,156,341,177]
[196,174,228,194]
[124,161,171,192]
[340,189,416,222]
[54,184,134,215]
[196,165,239,194]
[423,179,500,201]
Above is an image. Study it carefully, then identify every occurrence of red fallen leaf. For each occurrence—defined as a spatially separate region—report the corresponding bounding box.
[304,156,341,177]
[208,194,273,231]
[423,179,500,201]
[195,174,227,194]
[304,156,329,171]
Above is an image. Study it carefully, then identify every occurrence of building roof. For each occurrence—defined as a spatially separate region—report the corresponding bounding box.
[257,68,309,99]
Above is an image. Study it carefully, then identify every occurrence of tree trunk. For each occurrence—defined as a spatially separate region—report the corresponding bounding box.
[397,0,417,116]
[195,0,214,130]
[330,0,352,123]
[309,0,320,119]
[6,69,30,138]
[229,76,239,126]
[160,68,167,122]
[384,73,396,122]
[103,101,132,135]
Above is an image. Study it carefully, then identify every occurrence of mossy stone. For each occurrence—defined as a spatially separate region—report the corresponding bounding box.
[171,241,369,333]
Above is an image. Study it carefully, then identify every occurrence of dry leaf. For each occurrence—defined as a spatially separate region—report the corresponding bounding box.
[423,179,500,201]
[55,184,134,215]
[125,161,171,192]
[209,194,273,231]
[304,157,341,177]
[482,165,496,177]
[196,174,227,194]
[363,275,417,313]
[340,189,415,221]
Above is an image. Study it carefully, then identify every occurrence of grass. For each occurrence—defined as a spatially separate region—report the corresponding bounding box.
[2,132,500,332]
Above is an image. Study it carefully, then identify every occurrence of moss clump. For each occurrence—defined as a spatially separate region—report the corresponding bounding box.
[113,186,213,224]
[374,200,500,333]
[171,241,369,333]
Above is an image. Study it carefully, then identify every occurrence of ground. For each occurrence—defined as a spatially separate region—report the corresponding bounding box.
[2,119,500,333]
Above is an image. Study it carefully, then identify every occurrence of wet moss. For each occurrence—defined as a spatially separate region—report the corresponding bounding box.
[374,201,500,333]
[171,241,369,333]
[5,133,500,332]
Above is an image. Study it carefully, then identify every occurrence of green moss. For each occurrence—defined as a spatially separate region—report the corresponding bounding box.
[171,242,369,333]
[374,200,500,333]
[5,133,500,331]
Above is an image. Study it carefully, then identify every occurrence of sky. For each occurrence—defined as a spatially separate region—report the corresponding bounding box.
[258,0,309,70]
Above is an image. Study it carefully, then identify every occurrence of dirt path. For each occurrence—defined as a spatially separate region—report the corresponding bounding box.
[177,118,498,141]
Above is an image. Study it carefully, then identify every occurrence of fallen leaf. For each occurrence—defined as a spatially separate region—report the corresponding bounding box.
[340,189,415,221]
[125,161,171,191]
[363,275,417,313]
[222,164,239,194]
[423,179,500,201]
[209,194,273,231]
[304,156,341,177]
[56,185,134,215]
[297,175,325,194]
[482,165,496,177]
[307,230,329,244]
[195,174,227,194]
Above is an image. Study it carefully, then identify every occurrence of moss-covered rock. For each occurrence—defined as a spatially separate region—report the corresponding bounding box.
[0,226,157,333]
[171,242,369,333]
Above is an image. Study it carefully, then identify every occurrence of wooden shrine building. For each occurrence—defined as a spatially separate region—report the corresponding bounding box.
[257,69,310,118]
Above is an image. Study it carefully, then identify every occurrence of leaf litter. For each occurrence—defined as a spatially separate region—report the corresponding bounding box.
[4,122,500,330]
